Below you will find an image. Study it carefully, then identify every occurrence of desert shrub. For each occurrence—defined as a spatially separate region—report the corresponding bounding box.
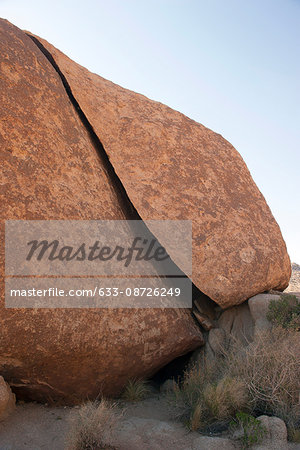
[121,379,151,402]
[171,356,248,431]
[203,377,248,421]
[173,326,300,434]
[267,294,300,330]
[226,327,300,431]
[66,399,121,450]
[289,428,300,443]
[230,412,266,449]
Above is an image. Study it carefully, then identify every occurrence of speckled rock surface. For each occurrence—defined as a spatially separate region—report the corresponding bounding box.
[27,32,291,308]
[0,19,203,403]
[0,376,15,421]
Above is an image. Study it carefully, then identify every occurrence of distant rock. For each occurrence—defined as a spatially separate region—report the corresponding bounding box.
[292,262,300,271]
[285,262,300,293]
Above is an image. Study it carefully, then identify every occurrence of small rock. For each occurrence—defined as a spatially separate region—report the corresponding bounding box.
[248,294,279,337]
[193,310,214,331]
[218,302,254,346]
[254,415,288,450]
[194,297,216,320]
[0,376,16,421]
[208,327,226,354]
[160,379,176,394]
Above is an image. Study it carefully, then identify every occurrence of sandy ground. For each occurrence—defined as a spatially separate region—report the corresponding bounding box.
[0,395,300,450]
[0,395,299,449]
[0,396,174,450]
[0,403,70,450]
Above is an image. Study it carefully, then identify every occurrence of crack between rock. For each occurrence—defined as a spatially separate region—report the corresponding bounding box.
[27,33,212,315]
[27,34,140,221]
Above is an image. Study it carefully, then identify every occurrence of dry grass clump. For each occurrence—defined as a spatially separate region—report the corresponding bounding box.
[121,379,151,402]
[66,399,121,450]
[228,327,300,433]
[171,356,248,431]
[203,376,248,421]
[172,326,300,436]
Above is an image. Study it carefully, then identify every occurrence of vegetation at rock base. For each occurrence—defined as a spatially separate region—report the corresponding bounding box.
[65,399,121,450]
[121,379,151,402]
[171,357,249,432]
[229,412,266,449]
[170,326,300,439]
[267,294,300,330]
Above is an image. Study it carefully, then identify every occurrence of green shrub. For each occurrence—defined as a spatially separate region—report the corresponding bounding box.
[230,412,266,449]
[267,294,300,330]
[121,379,151,402]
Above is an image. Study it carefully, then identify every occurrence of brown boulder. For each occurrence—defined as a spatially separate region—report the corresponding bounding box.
[26,32,291,308]
[0,19,203,403]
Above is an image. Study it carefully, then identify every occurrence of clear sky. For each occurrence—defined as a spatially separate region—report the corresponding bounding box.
[1,0,299,262]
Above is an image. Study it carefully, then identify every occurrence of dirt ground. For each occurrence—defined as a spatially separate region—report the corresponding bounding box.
[0,403,70,450]
[0,396,175,450]
[0,396,300,450]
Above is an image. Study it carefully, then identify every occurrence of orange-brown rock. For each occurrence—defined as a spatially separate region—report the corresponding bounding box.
[0,19,203,404]
[0,376,15,420]
[28,32,291,308]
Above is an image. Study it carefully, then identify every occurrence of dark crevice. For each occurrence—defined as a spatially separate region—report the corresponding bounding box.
[27,34,217,350]
[151,350,195,386]
[28,34,187,280]
[27,34,138,221]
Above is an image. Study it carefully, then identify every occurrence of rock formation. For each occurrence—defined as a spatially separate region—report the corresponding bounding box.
[0,19,202,404]
[26,31,291,308]
[0,18,291,403]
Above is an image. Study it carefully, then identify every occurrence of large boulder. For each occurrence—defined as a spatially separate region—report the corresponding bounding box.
[0,19,203,403]
[26,31,291,308]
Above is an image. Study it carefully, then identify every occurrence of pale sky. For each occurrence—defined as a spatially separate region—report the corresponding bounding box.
[1,0,299,262]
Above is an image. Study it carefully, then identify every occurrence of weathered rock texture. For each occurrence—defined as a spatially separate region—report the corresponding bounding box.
[0,19,203,403]
[0,17,292,402]
[26,31,291,308]
[205,292,298,356]
[256,415,288,450]
[0,376,15,421]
